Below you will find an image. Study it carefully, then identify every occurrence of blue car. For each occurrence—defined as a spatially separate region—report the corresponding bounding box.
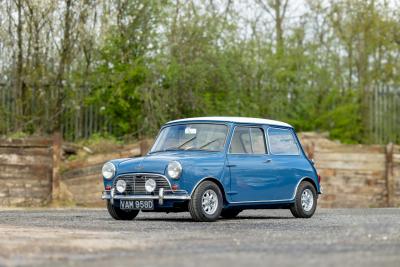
[101,117,322,222]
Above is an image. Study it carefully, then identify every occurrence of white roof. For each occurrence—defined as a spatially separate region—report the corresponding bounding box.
[166,116,292,128]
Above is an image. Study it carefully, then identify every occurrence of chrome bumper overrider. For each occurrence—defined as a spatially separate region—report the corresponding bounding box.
[102,188,191,205]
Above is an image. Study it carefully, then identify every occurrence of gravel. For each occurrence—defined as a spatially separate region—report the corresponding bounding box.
[0,208,399,267]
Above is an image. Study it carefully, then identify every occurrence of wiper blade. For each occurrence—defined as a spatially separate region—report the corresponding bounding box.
[177,136,197,149]
[160,137,197,152]
[198,138,220,149]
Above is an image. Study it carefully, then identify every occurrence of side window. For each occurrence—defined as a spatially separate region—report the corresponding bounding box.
[267,128,299,155]
[229,127,266,154]
[250,128,266,154]
[230,127,251,153]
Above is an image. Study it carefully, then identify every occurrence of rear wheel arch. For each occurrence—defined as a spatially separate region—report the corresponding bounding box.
[297,177,318,195]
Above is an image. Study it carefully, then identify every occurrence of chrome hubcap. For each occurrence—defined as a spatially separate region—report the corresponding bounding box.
[301,189,314,212]
[202,189,218,215]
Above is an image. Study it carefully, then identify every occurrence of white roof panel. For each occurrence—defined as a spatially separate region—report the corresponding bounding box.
[166,116,292,128]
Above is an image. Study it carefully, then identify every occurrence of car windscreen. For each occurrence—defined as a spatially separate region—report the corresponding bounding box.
[151,123,228,152]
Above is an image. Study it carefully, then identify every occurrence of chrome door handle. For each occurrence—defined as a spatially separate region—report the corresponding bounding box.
[226,164,237,167]
[264,159,272,163]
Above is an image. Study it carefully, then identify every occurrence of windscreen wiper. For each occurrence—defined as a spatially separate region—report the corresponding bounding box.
[161,136,197,151]
[198,138,220,149]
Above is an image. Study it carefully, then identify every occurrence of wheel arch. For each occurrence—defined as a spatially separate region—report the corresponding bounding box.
[190,177,228,205]
[297,177,318,195]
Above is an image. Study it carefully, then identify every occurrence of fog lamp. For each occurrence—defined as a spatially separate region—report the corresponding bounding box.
[145,178,156,193]
[116,180,126,193]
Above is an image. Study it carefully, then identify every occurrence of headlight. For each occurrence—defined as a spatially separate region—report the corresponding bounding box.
[102,162,116,179]
[167,161,182,179]
[116,180,126,193]
[145,178,156,193]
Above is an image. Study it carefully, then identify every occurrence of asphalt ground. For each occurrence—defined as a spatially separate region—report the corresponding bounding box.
[0,208,399,267]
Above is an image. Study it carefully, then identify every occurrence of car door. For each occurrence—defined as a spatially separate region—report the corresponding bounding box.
[226,125,278,202]
[266,127,303,200]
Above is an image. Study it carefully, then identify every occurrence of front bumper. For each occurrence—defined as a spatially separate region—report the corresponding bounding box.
[102,188,191,205]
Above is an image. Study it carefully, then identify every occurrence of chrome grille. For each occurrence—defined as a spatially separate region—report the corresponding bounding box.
[113,174,171,195]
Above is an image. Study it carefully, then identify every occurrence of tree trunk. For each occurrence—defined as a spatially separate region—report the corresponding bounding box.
[14,0,24,131]
[54,0,73,132]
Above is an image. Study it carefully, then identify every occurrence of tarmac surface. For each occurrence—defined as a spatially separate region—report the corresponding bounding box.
[0,208,399,267]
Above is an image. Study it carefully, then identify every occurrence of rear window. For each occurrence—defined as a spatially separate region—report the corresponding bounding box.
[267,128,299,155]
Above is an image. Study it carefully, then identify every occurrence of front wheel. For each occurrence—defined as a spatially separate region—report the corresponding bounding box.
[107,200,139,220]
[290,181,317,218]
[189,181,223,222]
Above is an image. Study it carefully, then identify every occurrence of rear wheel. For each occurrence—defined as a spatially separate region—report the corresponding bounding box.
[107,200,139,220]
[189,181,223,222]
[220,209,242,219]
[290,181,317,218]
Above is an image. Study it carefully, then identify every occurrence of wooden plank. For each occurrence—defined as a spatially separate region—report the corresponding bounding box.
[0,154,52,166]
[0,163,51,174]
[0,138,52,148]
[385,143,395,207]
[314,152,385,162]
[316,160,385,171]
[52,132,62,201]
[63,173,101,186]
[61,163,102,180]
[0,147,51,156]
[314,145,385,153]
[62,147,140,169]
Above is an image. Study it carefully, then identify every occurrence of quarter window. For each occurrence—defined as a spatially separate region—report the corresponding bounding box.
[229,127,266,154]
[267,128,299,155]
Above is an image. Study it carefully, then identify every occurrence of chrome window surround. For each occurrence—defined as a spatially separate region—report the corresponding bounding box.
[227,125,268,155]
[266,127,300,156]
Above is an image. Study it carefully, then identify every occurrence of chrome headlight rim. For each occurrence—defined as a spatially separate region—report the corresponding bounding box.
[167,161,182,179]
[102,162,116,180]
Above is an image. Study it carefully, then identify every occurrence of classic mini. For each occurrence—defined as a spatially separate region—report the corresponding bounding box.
[101,117,322,222]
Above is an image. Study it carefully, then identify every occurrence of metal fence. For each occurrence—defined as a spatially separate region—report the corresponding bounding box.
[0,83,111,140]
[369,84,400,144]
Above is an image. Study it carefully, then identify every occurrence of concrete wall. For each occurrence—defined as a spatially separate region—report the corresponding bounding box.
[0,138,53,206]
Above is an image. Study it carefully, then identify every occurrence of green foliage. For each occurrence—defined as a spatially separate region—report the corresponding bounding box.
[85,0,399,144]
[7,131,29,139]
[2,0,399,144]
[315,89,363,143]
[80,132,122,147]
[88,0,163,137]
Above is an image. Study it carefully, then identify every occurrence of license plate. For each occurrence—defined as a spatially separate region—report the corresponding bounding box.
[120,200,154,210]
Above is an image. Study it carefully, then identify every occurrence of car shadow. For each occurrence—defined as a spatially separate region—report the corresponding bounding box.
[226,216,295,220]
[134,215,294,222]
[135,218,194,222]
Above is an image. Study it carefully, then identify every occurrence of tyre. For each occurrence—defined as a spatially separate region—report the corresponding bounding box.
[290,181,317,218]
[189,181,223,222]
[220,209,242,219]
[107,200,139,220]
